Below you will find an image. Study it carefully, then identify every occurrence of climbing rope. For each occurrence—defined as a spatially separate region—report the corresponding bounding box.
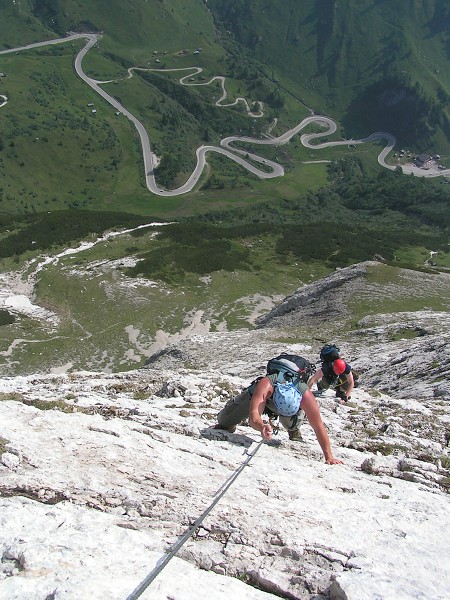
[125,438,264,600]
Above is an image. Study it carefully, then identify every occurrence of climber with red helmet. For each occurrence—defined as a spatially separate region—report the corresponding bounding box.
[307,345,355,403]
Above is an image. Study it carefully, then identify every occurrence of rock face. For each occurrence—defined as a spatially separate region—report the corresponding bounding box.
[255,262,375,328]
[349,310,450,402]
[0,262,449,599]
[0,334,449,599]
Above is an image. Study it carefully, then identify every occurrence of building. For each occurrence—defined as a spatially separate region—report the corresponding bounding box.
[415,154,433,168]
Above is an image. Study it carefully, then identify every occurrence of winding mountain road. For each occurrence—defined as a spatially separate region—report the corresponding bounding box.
[1,33,449,196]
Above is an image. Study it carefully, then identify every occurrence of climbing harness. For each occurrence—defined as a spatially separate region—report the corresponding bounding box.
[125,438,264,600]
[269,416,279,435]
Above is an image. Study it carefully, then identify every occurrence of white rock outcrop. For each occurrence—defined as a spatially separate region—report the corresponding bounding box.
[0,357,448,599]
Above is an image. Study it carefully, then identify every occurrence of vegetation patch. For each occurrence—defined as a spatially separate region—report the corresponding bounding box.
[127,222,263,283]
[22,398,82,412]
[133,390,152,401]
[0,309,15,325]
[0,392,24,402]
[441,456,450,470]
[0,436,8,456]
[363,442,403,456]
[331,165,450,231]
[343,74,450,151]
[0,210,156,258]
[389,327,427,342]
[440,477,450,492]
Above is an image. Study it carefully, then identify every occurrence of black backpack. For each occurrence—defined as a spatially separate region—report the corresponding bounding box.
[319,344,341,363]
[267,353,315,384]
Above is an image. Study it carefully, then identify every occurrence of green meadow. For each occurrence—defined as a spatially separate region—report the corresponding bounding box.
[0,1,449,375]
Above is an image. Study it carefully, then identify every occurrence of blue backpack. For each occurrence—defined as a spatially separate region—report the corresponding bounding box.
[266,353,315,384]
[242,354,313,419]
[272,382,303,416]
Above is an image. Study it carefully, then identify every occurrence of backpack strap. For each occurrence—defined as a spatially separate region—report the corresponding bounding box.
[246,375,266,395]
[248,376,308,398]
[297,382,308,395]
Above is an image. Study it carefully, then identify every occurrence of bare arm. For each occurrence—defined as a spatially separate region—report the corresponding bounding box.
[344,371,355,398]
[307,368,323,389]
[249,377,274,440]
[301,389,343,465]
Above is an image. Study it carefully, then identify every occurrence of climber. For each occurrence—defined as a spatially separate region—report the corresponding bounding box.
[214,354,343,465]
[308,346,355,402]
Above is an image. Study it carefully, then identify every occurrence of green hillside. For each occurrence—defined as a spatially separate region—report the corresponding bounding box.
[0,0,216,57]
[0,0,449,222]
[0,1,449,382]
[209,0,450,145]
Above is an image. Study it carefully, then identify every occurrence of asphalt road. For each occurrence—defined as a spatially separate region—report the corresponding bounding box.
[2,33,449,196]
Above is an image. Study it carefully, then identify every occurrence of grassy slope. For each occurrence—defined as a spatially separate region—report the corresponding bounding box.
[209,0,450,104]
[0,0,55,47]
[209,0,450,144]
[0,0,215,58]
[0,2,448,379]
[0,225,329,375]
[0,220,448,377]
[0,0,227,217]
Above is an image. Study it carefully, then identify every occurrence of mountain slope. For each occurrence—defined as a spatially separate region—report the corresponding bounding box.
[0,322,449,599]
[2,0,217,59]
[210,0,450,140]
[1,241,449,377]
[0,0,449,218]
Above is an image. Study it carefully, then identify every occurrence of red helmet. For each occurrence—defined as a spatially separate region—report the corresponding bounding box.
[332,359,346,375]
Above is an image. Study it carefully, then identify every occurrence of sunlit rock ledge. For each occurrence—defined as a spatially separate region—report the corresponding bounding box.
[0,335,449,600]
